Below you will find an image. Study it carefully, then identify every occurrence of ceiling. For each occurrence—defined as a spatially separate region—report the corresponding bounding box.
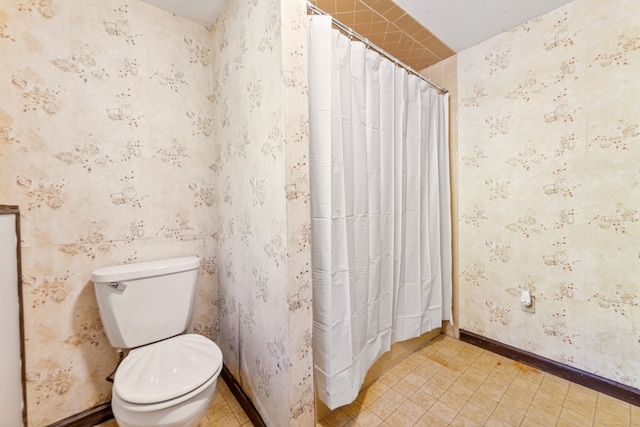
[141,0,227,27]
[393,0,575,52]
[141,0,575,70]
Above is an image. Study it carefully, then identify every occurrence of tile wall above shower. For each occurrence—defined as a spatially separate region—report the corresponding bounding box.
[309,0,455,70]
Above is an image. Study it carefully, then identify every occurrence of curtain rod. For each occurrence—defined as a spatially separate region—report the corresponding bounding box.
[307,2,448,95]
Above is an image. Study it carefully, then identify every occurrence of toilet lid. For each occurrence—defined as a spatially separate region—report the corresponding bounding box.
[114,334,223,404]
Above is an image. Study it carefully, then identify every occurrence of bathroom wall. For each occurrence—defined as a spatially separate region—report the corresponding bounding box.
[0,1,217,425]
[281,0,316,423]
[208,0,314,425]
[458,0,640,389]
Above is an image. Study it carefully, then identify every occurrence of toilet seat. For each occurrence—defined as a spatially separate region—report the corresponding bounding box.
[114,334,223,405]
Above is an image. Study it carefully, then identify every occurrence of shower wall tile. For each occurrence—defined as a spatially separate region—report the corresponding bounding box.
[457,0,640,390]
[309,0,455,70]
[0,0,216,425]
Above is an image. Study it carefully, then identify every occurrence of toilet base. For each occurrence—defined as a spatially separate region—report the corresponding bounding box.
[112,376,217,427]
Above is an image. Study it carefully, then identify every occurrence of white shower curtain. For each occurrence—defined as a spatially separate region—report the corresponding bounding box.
[308,16,452,410]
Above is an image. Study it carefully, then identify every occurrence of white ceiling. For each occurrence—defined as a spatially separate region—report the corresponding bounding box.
[393,0,575,52]
[141,0,226,28]
[141,0,575,53]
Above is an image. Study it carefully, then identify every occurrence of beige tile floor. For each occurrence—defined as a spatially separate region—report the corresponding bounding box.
[318,334,640,427]
[95,378,252,427]
[95,334,639,427]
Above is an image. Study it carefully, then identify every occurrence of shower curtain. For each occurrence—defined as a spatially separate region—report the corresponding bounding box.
[308,15,452,410]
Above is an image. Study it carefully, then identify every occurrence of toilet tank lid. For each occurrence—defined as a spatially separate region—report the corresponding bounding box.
[92,256,200,283]
[114,334,222,404]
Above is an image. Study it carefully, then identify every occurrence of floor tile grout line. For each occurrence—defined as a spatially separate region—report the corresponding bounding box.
[417,338,473,425]
[318,335,637,427]
[415,338,478,425]
[535,371,570,424]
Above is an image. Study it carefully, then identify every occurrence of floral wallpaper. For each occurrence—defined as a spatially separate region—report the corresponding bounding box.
[458,0,640,389]
[0,0,217,425]
[209,0,314,425]
[1,0,313,425]
[281,1,315,424]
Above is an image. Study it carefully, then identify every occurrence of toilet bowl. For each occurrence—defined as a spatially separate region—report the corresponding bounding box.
[112,375,216,427]
[111,334,223,427]
[92,257,222,427]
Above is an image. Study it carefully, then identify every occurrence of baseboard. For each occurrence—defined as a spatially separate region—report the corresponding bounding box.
[46,402,113,427]
[221,365,267,427]
[459,329,640,407]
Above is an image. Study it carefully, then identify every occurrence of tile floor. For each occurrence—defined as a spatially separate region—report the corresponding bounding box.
[317,334,640,427]
[95,334,639,427]
[95,378,252,427]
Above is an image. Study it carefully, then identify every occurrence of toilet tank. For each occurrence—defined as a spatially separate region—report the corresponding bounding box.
[92,256,200,349]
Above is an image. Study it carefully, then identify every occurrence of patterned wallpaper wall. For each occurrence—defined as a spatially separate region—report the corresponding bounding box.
[0,0,217,425]
[458,0,640,389]
[0,0,314,425]
[209,0,313,425]
[281,0,316,423]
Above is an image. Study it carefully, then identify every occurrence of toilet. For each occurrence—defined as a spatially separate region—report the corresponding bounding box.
[92,256,222,427]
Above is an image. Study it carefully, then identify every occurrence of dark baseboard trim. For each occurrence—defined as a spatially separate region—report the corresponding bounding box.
[46,402,113,427]
[221,364,267,427]
[459,329,640,407]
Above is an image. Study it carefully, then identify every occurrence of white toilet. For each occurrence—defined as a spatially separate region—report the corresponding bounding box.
[92,256,223,427]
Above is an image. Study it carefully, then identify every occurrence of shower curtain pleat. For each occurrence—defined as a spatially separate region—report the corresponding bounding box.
[309,15,452,410]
